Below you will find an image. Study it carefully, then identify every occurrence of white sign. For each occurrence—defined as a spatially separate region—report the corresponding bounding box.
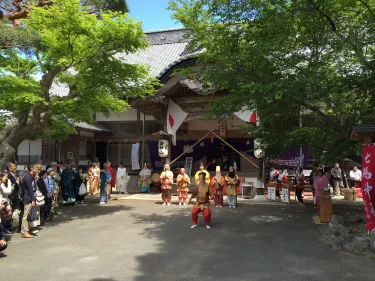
[268,187,276,200]
[131,143,140,170]
[281,188,289,203]
[185,157,193,177]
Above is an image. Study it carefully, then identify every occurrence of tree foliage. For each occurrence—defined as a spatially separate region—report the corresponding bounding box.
[169,0,375,164]
[0,0,157,168]
[0,0,130,48]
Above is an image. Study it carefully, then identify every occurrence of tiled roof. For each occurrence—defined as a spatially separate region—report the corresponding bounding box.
[68,120,111,132]
[114,41,190,78]
[50,28,199,97]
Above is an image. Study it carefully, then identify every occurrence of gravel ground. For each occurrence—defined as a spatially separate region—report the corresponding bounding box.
[0,200,372,281]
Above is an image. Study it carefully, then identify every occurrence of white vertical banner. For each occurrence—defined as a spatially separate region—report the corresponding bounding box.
[268,187,276,200]
[185,157,193,177]
[131,143,140,170]
[281,188,289,203]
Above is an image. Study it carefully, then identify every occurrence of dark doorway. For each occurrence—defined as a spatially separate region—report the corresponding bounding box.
[95,142,107,169]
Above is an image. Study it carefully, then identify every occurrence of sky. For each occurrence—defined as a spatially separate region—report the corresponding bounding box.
[127,0,183,31]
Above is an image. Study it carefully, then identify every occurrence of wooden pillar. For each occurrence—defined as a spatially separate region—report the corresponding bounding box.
[118,142,121,166]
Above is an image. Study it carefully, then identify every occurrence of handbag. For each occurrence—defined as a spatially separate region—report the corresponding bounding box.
[36,190,45,206]
[27,206,39,222]
[78,183,87,196]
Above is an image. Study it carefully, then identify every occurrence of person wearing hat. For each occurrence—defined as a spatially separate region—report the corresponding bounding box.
[176,168,191,206]
[88,159,101,195]
[188,171,214,229]
[116,162,128,194]
[225,166,240,208]
[194,161,210,185]
[61,160,76,205]
[211,166,225,207]
[160,164,173,206]
[139,163,152,193]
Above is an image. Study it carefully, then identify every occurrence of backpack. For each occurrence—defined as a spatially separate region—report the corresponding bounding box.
[78,183,87,196]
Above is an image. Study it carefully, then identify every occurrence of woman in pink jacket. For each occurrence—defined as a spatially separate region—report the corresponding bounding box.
[314,169,329,209]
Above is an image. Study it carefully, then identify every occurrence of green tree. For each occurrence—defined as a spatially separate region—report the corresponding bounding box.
[0,0,157,168]
[169,0,375,163]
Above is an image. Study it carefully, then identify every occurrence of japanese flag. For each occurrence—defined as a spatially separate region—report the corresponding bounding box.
[234,107,258,124]
[167,99,188,146]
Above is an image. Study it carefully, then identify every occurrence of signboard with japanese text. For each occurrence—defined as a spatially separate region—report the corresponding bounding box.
[268,187,276,201]
[281,188,289,203]
[185,157,193,177]
[361,144,375,232]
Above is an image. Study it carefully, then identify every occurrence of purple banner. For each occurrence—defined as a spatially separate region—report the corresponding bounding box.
[148,138,255,170]
[268,147,310,168]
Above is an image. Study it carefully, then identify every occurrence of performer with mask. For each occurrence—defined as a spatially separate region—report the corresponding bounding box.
[138,163,152,193]
[194,162,210,185]
[176,168,191,206]
[225,166,240,208]
[88,159,101,195]
[211,166,225,207]
[189,172,214,229]
[160,164,174,206]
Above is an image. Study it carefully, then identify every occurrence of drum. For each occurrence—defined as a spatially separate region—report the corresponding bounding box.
[151,173,161,192]
[152,173,160,182]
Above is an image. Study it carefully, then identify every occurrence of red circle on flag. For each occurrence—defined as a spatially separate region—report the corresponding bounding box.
[169,115,175,128]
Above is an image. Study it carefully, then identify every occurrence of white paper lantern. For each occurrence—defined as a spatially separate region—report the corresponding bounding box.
[158,139,169,158]
[254,149,265,159]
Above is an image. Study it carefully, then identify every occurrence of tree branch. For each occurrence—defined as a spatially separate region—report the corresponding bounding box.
[358,0,375,19]
[308,0,346,39]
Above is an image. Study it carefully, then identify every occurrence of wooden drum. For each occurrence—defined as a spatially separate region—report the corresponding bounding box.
[151,173,161,192]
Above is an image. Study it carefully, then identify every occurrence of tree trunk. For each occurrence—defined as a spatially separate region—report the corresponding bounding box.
[0,124,39,170]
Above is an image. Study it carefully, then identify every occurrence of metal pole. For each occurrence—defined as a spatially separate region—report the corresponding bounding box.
[299,110,303,167]
[262,158,265,188]
[142,112,145,166]
[28,140,31,164]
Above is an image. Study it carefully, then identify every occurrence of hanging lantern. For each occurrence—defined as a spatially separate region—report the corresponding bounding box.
[158,139,169,158]
[254,149,265,159]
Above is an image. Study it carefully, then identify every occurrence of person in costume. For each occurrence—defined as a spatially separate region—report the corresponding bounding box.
[61,160,76,205]
[176,168,191,206]
[116,162,128,194]
[160,164,173,206]
[88,159,101,195]
[106,161,115,200]
[189,172,214,229]
[106,161,116,198]
[225,166,240,208]
[138,163,152,193]
[99,163,111,204]
[194,162,210,185]
[211,166,225,207]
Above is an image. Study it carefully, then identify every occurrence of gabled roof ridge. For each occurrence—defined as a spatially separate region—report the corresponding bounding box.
[145,27,185,34]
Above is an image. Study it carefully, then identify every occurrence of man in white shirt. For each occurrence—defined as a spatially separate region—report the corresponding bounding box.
[349,166,362,188]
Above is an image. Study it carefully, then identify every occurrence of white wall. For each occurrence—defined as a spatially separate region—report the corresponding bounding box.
[96,108,155,122]
[17,139,42,155]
